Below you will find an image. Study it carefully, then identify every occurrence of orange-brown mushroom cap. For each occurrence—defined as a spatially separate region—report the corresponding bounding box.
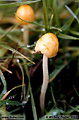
[35,33,59,58]
[15,5,34,25]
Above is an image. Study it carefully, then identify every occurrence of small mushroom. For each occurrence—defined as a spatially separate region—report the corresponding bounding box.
[35,33,59,116]
[15,5,35,46]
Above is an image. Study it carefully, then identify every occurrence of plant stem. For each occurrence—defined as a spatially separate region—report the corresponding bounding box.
[23,25,29,46]
[42,0,48,32]
[40,54,48,116]
[53,0,60,27]
[51,87,57,109]
[24,63,38,120]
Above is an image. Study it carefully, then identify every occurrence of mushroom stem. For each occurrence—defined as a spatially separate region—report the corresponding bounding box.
[23,25,29,46]
[40,54,48,116]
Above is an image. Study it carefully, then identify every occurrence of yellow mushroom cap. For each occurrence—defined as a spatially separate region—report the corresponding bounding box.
[35,33,59,58]
[15,5,34,25]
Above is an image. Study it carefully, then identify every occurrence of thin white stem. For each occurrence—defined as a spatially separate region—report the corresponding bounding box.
[23,24,35,46]
[40,54,48,116]
[23,25,29,46]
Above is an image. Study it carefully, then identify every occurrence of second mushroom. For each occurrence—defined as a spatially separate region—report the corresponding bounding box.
[15,5,35,46]
[35,33,59,116]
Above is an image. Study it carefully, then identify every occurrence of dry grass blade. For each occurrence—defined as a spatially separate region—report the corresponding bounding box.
[1,84,25,100]
[0,65,12,74]
[0,43,35,64]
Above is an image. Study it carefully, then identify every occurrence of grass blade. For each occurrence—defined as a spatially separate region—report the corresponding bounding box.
[0,43,35,64]
[49,51,79,83]
[24,63,38,120]
[0,100,22,106]
[49,61,69,83]
[1,84,25,100]
[16,14,44,27]
[53,0,60,27]
[16,60,26,100]
[0,70,7,99]
[69,30,79,36]
[56,7,79,35]
[0,65,12,74]
[42,0,48,32]
[58,33,79,40]
[73,85,79,97]
[51,87,57,109]
[0,22,22,40]
[64,7,79,32]
[65,5,79,23]
[0,0,41,8]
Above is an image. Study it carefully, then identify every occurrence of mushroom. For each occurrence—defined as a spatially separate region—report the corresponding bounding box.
[35,33,59,115]
[15,5,35,46]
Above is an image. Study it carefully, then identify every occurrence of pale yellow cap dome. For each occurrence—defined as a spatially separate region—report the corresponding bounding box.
[35,33,59,58]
